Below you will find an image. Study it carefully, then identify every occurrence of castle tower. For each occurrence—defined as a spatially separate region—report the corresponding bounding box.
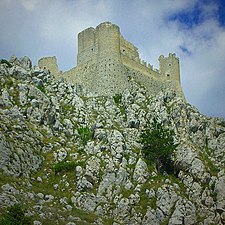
[77,27,97,66]
[92,22,129,95]
[39,22,184,97]
[158,53,180,83]
[38,56,59,77]
[96,22,121,61]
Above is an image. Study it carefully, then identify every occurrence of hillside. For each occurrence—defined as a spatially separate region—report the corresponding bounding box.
[0,56,224,225]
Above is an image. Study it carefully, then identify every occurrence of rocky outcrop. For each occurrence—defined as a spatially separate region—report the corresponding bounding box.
[0,56,224,224]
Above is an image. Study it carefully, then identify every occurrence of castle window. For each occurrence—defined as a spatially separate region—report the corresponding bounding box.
[91,48,93,51]
[167,74,170,77]
[123,49,125,52]
[168,63,171,66]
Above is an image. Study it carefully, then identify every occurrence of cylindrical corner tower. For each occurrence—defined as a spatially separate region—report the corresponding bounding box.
[89,22,130,95]
[77,27,97,66]
[96,22,121,60]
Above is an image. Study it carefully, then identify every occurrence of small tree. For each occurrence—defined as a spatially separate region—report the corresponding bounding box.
[139,118,177,174]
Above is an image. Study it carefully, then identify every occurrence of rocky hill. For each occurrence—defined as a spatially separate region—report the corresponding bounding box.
[0,56,224,225]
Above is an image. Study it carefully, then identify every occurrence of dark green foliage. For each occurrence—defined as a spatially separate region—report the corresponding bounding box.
[113,93,122,104]
[113,94,127,120]
[0,59,12,68]
[77,127,93,145]
[36,85,46,94]
[54,161,80,174]
[139,118,177,174]
[0,204,32,225]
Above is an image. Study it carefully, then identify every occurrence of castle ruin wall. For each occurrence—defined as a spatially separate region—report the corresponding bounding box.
[77,27,98,66]
[38,22,184,97]
[38,56,59,78]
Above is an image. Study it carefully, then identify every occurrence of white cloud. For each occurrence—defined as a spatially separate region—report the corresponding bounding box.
[163,3,225,117]
[20,0,42,11]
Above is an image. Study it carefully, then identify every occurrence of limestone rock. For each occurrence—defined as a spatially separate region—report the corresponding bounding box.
[214,173,225,211]
[133,158,149,183]
[142,208,159,225]
[20,56,32,70]
[0,55,224,224]
[156,185,178,217]
[168,199,197,225]
[33,221,42,225]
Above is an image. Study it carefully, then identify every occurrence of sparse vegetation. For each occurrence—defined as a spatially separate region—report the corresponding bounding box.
[0,204,32,225]
[139,118,177,174]
[0,53,224,224]
[113,93,127,118]
[54,160,85,174]
[0,59,12,68]
[36,84,46,94]
[113,93,122,104]
[77,127,93,145]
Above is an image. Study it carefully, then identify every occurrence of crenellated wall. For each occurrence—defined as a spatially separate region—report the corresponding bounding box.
[159,53,180,83]
[120,36,139,62]
[38,22,184,97]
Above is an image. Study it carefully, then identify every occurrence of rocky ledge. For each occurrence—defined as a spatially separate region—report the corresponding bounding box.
[0,56,224,225]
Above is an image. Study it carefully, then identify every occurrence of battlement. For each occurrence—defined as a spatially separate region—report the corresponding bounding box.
[76,22,180,82]
[38,22,183,97]
[159,53,180,82]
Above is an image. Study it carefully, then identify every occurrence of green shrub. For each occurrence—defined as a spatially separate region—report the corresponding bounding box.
[0,204,32,225]
[77,127,93,145]
[113,93,122,104]
[139,118,177,174]
[54,161,78,174]
[0,59,12,68]
[36,85,46,94]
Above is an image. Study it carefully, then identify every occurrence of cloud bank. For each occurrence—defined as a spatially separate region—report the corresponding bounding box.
[0,0,224,118]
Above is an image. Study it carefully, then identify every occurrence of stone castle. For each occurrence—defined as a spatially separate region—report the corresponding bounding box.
[38,22,183,96]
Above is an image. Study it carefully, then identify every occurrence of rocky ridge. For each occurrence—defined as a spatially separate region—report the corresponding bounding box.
[0,56,224,225]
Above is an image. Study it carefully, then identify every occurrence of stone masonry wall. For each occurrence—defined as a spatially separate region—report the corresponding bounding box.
[122,55,158,77]
[120,36,139,61]
[159,54,180,83]
[126,67,183,97]
[38,22,184,97]
[77,27,98,66]
[38,56,59,78]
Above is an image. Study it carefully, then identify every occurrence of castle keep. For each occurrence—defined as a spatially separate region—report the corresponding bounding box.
[38,22,183,96]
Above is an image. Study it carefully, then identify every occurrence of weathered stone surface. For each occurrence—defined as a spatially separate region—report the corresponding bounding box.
[20,56,32,70]
[214,172,225,211]
[0,56,224,224]
[33,221,42,225]
[133,158,149,183]
[156,185,178,217]
[142,208,159,225]
[168,199,197,225]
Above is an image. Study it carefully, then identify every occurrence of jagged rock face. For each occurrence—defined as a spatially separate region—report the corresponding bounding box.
[0,56,224,225]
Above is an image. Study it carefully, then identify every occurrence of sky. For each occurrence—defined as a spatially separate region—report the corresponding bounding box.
[0,0,225,118]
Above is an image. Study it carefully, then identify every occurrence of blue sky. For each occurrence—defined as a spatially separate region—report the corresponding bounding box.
[0,0,225,118]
